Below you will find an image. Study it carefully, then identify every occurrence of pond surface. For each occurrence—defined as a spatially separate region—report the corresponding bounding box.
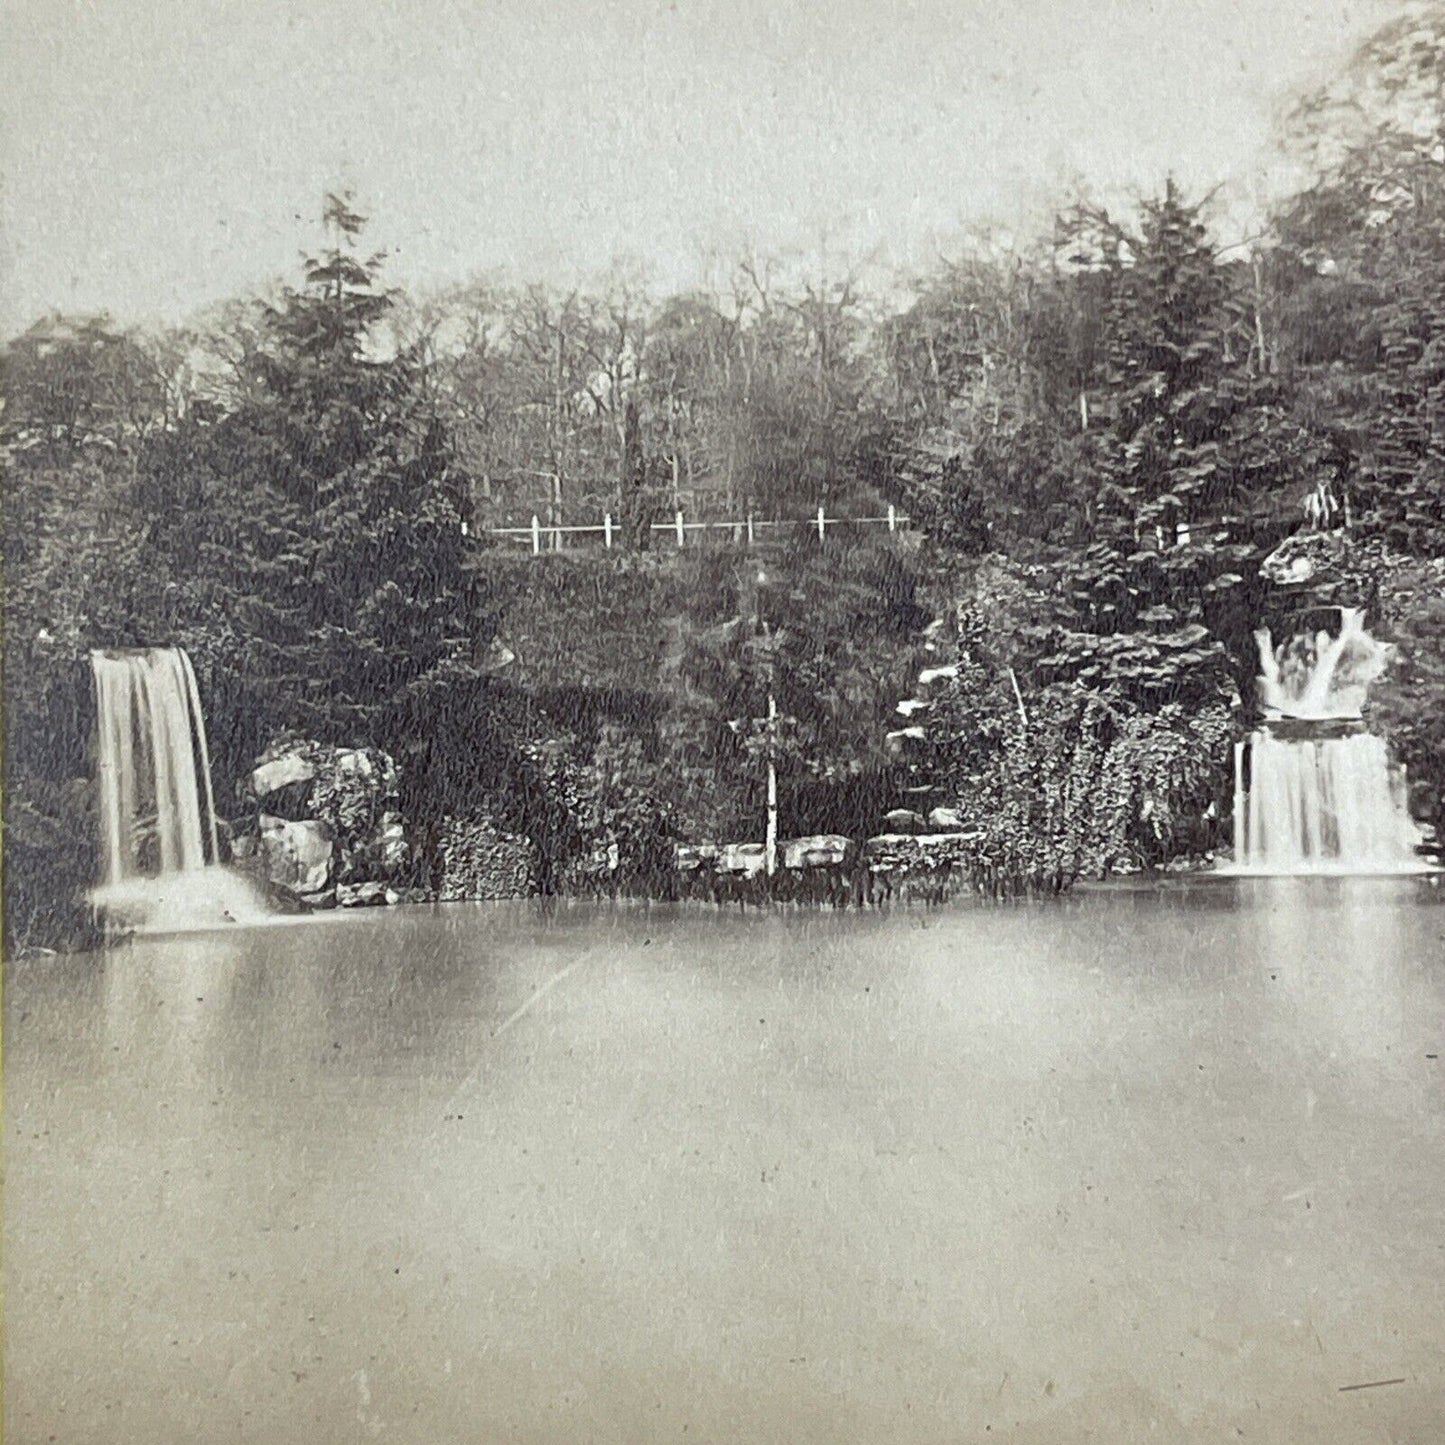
[6,879,1445,1443]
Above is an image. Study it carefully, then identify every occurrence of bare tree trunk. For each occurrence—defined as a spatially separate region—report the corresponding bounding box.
[621,397,651,550]
[1252,256,1270,377]
[552,318,566,550]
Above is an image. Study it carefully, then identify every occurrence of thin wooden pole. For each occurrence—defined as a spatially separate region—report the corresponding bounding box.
[675,510,685,547]
[603,512,613,549]
[531,515,541,555]
[817,505,826,542]
[765,688,778,878]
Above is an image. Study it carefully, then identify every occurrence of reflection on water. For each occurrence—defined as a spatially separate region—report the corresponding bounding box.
[67,879,1444,1125]
[8,882,1445,1445]
[1246,877,1408,1075]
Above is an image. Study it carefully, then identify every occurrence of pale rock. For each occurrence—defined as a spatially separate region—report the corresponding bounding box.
[338,880,389,908]
[251,753,316,799]
[782,834,852,869]
[675,843,720,873]
[918,664,960,686]
[258,815,334,894]
[717,843,768,877]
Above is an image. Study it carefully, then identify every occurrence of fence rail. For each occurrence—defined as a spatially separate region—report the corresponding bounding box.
[481,505,912,554]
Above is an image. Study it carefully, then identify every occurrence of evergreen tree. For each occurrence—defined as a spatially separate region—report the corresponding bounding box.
[1046,186,1307,707]
[154,194,496,746]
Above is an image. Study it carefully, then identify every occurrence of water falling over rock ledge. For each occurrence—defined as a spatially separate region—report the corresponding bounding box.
[1228,609,1431,877]
[89,646,273,934]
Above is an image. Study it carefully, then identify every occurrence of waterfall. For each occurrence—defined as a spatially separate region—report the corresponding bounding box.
[92,647,219,882]
[90,647,263,929]
[1232,610,1426,875]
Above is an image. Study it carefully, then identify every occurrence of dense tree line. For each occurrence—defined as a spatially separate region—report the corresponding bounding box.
[6,7,1445,945]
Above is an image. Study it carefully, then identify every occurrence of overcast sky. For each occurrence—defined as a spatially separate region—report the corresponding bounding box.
[1,0,1398,334]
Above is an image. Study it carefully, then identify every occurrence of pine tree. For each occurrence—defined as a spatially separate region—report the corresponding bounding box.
[1047,185,1302,708]
[154,194,495,745]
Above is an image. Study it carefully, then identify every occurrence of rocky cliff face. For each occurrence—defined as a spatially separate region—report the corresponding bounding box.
[235,738,414,907]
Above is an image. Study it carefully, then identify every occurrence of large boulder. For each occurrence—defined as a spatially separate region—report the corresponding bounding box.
[250,737,405,889]
[258,815,335,895]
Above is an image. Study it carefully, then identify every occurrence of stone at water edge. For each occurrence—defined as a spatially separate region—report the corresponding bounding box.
[675,843,720,873]
[781,835,852,869]
[717,843,768,877]
[258,815,335,895]
[928,806,966,830]
[337,881,393,908]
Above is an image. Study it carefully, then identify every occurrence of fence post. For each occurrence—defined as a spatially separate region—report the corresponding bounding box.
[675,510,685,547]
[531,515,541,555]
[746,513,755,546]
[817,505,826,542]
[887,503,897,533]
[604,511,613,549]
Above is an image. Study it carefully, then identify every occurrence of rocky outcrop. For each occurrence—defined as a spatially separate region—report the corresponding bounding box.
[247,736,413,903]
[258,815,335,894]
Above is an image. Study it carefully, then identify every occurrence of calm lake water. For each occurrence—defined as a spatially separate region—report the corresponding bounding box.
[6,879,1445,1444]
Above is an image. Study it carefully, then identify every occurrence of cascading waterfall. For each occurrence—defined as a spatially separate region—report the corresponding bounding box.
[90,647,262,929]
[92,648,219,884]
[1231,608,1426,875]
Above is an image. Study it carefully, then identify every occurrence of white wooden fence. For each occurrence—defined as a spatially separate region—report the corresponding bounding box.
[482,505,911,554]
